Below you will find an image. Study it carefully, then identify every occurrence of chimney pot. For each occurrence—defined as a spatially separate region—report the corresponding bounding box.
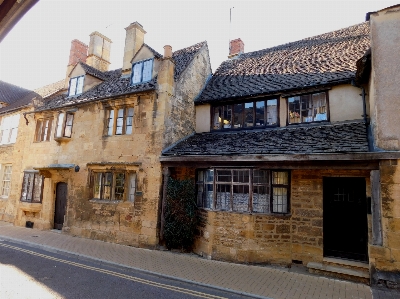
[229,38,244,58]
[163,45,172,58]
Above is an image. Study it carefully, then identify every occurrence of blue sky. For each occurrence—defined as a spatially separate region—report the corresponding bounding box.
[0,0,399,90]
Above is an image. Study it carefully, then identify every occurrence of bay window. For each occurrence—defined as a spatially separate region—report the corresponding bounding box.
[196,168,289,214]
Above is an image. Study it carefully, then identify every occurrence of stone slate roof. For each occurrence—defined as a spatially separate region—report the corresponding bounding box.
[34,79,65,98]
[163,121,369,156]
[38,41,207,110]
[173,41,206,80]
[196,22,370,103]
[80,62,108,80]
[0,81,40,114]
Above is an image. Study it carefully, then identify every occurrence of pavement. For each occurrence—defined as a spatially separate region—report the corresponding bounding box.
[0,221,398,299]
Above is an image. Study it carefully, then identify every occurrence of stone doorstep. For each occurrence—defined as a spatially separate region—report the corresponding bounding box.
[322,257,369,270]
[307,261,370,279]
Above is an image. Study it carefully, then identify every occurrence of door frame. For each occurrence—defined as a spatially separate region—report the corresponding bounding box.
[54,182,68,230]
[323,177,369,262]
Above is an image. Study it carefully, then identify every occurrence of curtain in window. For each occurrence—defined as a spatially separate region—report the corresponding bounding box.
[142,60,153,81]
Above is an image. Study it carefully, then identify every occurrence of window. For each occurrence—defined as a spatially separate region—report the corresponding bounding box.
[0,114,20,145]
[197,168,289,214]
[91,171,136,202]
[55,112,74,138]
[68,76,84,96]
[20,171,43,203]
[212,98,278,130]
[288,92,327,124]
[131,59,153,84]
[106,107,134,136]
[35,117,53,142]
[1,165,12,198]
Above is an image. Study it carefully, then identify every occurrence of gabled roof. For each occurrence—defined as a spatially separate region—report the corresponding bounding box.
[163,121,369,156]
[80,62,108,80]
[34,79,65,98]
[196,22,370,103]
[173,41,207,80]
[0,80,40,114]
[132,43,163,60]
[38,41,207,110]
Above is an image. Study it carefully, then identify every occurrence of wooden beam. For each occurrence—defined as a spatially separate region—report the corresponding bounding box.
[371,170,383,245]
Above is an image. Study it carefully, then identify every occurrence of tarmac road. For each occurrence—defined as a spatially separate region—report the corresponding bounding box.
[0,240,254,299]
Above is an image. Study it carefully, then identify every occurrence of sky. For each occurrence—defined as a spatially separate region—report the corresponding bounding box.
[0,0,399,90]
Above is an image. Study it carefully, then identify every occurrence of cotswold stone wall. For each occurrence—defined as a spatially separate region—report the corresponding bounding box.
[183,168,371,266]
[370,159,400,286]
[163,46,212,148]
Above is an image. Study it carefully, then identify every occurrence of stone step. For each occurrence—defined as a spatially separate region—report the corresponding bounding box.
[307,260,370,284]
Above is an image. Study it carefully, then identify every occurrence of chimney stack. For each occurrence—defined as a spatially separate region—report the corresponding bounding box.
[163,45,172,58]
[229,38,244,58]
[86,31,112,72]
[122,22,146,74]
[66,39,88,77]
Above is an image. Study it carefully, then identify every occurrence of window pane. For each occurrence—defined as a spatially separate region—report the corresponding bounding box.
[253,185,270,213]
[216,184,230,210]
[213,106,222,130]
[94,173,102,199]
[233,104,244,128]
[255,101,265,126]
[204,183,213,209]
[301,95,312,122]
[33,174,43,203]
[266,99,278,125]
[125,108,134,134]
[103,172,112,200]
[232,170,249,183]
[132,62,143,83]
[56,113,65,137]
[273,171,288,185]
[142,60,153,81]
[128,173,136,202]
[205,169,214,183]
[64,114,74,137]
[107,110,114,136]
[116,108,124,135]
[312,93,327,121]
[244,102,254,127]
[288,97,300,124]
[232,184,249,212]
[196,171,204,207]
[273,187,287,213]
[69,78,77,96]
[223,105,232,128]
[42,119,49,141]
[114,173,125,200]
[76,76,84,94]
[21,173,33,202]
[216,170,231,182]
[1,165,12,197]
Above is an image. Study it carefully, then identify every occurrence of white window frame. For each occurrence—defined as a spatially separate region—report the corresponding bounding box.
[105,107,134,136]
[68,76,85,96]
[35,117,53,142]
[55,112,74,138]
[20,170,43,203]
[90,170,136,202]
[0,114,20,145]
[0,164,12,198]
[131,59,153,85]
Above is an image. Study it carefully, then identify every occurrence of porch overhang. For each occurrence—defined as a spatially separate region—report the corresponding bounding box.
[160,152,400,169]
[34,164,76,177]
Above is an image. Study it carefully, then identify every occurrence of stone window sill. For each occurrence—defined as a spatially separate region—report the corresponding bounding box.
[19,202,42,216]
[199,208,291,217]
[54,137,72,142]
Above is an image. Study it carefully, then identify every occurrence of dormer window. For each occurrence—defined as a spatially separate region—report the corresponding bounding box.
[68,76,84,96]
[288,92,328,124]
[131,59,153,85]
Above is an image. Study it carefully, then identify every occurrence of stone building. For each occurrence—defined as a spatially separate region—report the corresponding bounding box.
[161,6,400,286]
[2,22,211,248]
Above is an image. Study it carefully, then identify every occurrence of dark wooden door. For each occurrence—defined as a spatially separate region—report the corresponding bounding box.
[323,177,368,262]
[54,182,67,230]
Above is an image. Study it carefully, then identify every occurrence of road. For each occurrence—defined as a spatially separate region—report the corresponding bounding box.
[0,240,253,299]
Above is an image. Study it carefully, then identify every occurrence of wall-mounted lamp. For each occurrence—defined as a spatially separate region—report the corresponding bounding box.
[75,165,80,172]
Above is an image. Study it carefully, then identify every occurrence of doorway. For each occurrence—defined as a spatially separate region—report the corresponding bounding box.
[323,177,368,262]
[54,182,67,230]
